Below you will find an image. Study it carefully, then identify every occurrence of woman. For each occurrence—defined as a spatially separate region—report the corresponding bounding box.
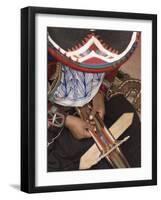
[47,28,141,171]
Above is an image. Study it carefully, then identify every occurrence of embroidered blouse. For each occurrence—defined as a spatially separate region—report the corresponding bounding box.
[49,64,105,107]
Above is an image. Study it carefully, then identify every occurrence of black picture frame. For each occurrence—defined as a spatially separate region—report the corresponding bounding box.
[21,6,157,193]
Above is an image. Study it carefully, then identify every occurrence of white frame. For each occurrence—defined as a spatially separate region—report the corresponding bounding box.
[35,13,152,187]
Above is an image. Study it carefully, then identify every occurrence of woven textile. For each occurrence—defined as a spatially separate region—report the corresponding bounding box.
[50,64,105,107]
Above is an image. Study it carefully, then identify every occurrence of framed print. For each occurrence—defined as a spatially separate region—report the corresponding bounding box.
[21,6,157,193]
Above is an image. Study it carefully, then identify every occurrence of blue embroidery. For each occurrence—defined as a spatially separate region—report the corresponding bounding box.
[53,64,104,101]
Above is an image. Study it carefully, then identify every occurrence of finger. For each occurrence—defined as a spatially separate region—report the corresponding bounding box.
[83,129,92,138]
[83,121,91,129]
[79,105,91,121]
[86,119,89,123]
[89,125,96,132]
[86,106,91,115]
[81,110,88,120]
[99,111,105,120]
[89,109,96,120]
[89,120,95,125]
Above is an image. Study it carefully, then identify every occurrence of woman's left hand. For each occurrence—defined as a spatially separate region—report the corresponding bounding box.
[90,91,105,120]
[79,91,105,128]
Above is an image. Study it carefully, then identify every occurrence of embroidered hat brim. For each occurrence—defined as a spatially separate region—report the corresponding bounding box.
[48,27,140,73]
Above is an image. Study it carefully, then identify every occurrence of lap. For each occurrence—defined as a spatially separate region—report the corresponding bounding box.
[48,94,141,171]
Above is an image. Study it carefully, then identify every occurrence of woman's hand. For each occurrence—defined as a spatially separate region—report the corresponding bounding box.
[79,91,105,128]
[90,91,105,120]
[65,91,105,140]
[65,115,92,140]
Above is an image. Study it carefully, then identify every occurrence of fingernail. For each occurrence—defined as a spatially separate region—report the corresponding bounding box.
[89,115,93,120]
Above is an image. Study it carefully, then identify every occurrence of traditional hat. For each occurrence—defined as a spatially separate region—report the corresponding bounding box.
[48,27,140,73]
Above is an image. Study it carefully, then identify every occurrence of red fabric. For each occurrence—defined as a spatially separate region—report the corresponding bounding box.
[89,44,98,51]
[99,69,119,93]
[99,84,108,93]
[48,61,57,80]
[48,47,114,73]
[104,68,118,82]
[83,57,106,65]
[48,101,52,111]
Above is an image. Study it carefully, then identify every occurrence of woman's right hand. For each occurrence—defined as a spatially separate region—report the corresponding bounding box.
[65,115,92,140]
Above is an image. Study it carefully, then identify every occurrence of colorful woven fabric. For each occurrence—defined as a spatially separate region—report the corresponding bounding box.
[48,31,140,73]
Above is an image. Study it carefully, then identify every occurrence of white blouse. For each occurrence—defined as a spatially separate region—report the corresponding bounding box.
[50,64,105,107]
